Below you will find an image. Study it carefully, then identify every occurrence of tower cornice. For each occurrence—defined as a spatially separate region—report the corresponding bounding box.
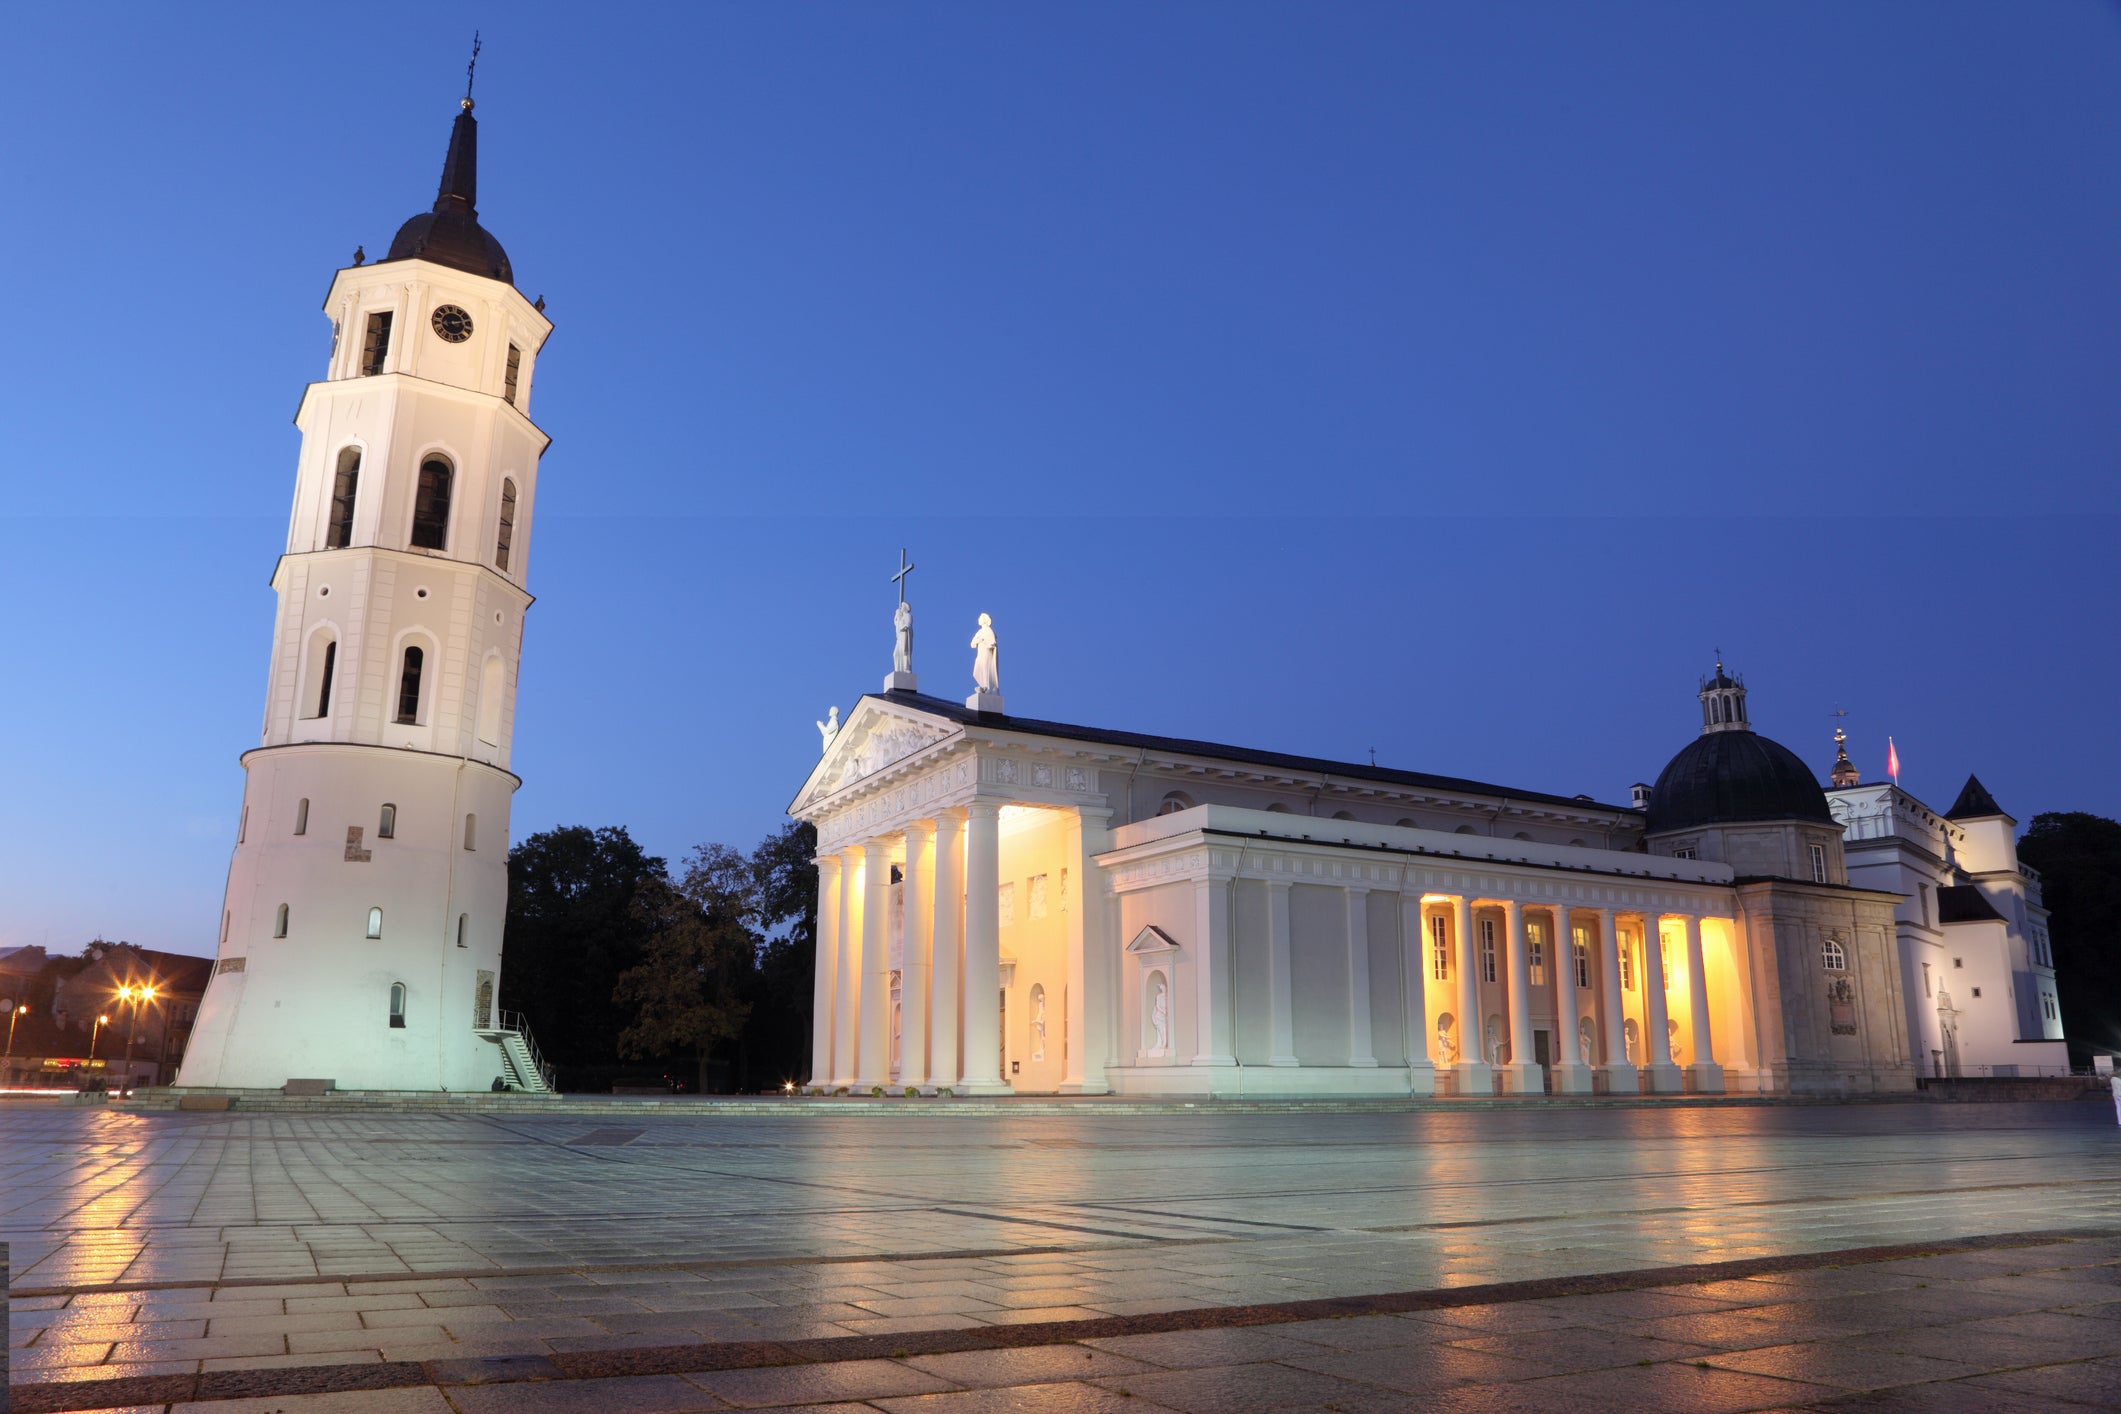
[266,543,539,605]
[293,370,552,453]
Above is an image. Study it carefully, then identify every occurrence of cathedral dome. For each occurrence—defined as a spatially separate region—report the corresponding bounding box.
[1645,723,1833,833]
[382,102,514,286]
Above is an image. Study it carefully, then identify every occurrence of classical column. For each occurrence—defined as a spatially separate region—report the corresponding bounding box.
[1400,891,1435,1095]
[1345,885,1376,1068]
[1061,807,1113,1094]
[1640,912,1683,1093]
[928,810,963,1090]
[1266,880,1298,1066]
[1596,906,1638,1093]
[832,845,861,1089]
[899,821,934,1091]
[857,838,892,1089]
[1453,895,1490,1094]
[960,802,1007,1092]
[1500,899,1540,1094]
[810,856,841,1090]
[1548,905,1594,1094]
[1192,870,1237,1071]
[1681,914,1725,1093]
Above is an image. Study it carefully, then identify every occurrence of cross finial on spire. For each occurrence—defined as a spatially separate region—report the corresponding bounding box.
[463,31,481,110]
[890,548,916,607]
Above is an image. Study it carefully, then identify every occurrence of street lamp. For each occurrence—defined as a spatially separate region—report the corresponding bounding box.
[117,983,159,1093]
[4,1003,27,1081]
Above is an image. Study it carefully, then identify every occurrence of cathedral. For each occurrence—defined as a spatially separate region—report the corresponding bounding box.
[795,633,2066,1098]
[179,94,553,1092]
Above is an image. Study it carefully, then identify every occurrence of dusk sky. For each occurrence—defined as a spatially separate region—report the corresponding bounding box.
[4,3,2118,958]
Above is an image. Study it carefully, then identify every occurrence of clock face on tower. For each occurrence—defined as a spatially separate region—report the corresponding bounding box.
[431,305,475,343]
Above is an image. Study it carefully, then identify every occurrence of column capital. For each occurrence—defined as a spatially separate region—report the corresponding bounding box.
[1345,882,1373,897]
[814,855,843,875]
[964,801,1001,821]
[1266,878,1292,896]
[862,838,892,861]
[903,817,936,842]
[1498,897,1522,916]
[932,807,965,835]
[1072,804,1114,825]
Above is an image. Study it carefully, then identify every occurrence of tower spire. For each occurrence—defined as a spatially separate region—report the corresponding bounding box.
[1829,711,1859,787]
[433,98,479,217]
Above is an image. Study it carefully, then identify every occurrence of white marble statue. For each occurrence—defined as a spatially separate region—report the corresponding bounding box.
[1150,976,1169,1052]
[971,613,1000,694]
[892,601,913,676]
[816,705,840,753]
[1436,1015,1458,1064]
[1485,1018,1503,1066]
[1031,989,1047,1061]
[1578,1023,1595,1067]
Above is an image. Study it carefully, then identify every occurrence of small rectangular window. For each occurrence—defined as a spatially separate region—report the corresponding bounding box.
[1620,938,1634,990]
[1673,847,1697,861]
[1573,927,1591,989]
[1810,843,1828,884]
[360,311,393,376]
[1480,919,1497,983]
[378,803,396,839]
[503,344,521,405]
[1529,935,1546,987]
[1971,986,1982,998]
[238,805,247,844]
[1429,914,1449,982]
[315,640,337,718]
[294,798,309,836]
[464,814,477,851]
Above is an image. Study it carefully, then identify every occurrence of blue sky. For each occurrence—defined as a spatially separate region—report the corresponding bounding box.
[3,4,2118,957]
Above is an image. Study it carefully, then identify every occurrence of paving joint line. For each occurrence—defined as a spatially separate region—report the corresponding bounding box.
[8,1225,2114,1414]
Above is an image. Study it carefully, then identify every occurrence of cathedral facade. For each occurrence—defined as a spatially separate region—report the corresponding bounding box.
[179,97,552,1092]
[795,649,2055,1099]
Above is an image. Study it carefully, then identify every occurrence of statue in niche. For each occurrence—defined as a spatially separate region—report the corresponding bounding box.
[893,601,914,676]
[1436,1014,1457,1064]
[1578,1023,1595,1067]
[971,613,1001,694]
[1667,1018,1684,1066]
[1485,1017,1503,1066]
[1030,987,1047,1061]
[816,705,840,753]
[1623,1017,1640,1064]
[1149,974,1169,1052]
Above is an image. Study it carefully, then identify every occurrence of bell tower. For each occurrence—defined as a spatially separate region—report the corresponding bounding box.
[180,94,554,1091]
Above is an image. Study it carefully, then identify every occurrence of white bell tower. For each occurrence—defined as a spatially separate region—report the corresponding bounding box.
[180,94,554,1091]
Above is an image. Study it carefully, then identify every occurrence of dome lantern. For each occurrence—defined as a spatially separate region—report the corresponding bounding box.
[1698,655,1749,734]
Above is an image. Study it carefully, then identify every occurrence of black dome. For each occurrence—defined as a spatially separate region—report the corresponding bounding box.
[385,209,513,285]
[380,104,514,286]
[1645,730,1833,834]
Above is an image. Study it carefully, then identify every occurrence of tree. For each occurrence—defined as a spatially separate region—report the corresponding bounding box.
[501,825,669,1087]
[613,847,754,1093]
[743,822,819,1087]
[2018,811,2121,1063]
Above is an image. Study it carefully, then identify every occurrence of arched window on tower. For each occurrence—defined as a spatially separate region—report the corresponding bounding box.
[326,448,360,548]
[495,478,517,571]
[395,646,423,725]
[378,804,396,839]
[503,344,522,405]
[366,907,384,939]
[463,814,477,851]
[312,640,337,719]
[294,798,308,835]
[388,982,406,1027]
[274,903,288,938]
[410,457,453,550]
[456,913,468,948]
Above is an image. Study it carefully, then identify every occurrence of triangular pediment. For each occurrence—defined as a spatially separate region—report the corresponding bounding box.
[1127,925,1181,954]
[794,697,959,811]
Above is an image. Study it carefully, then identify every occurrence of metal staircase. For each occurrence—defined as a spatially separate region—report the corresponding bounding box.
[477,1010,557,1093]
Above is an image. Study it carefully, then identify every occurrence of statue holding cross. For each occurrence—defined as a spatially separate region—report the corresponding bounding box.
[884,549,919,692]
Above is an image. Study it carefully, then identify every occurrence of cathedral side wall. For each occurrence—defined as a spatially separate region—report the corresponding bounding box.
[1745,883,1913,1093]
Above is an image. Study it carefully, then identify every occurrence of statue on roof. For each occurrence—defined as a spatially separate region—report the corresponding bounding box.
[816,705,840,754]
[893,601,913,676]
[971,613,1000,695]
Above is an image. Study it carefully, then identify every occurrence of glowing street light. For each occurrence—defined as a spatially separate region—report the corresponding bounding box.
[90,1013,110,1062]
[116,982,161,1094]
[4,1002,27,1074]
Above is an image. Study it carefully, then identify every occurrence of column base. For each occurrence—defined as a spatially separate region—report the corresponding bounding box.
[1549,1062,1595,1095]
[1499,1061,1544,1095]
[1266,1055,1300,1067]
[1454,1061,1495,1096]
[1347,1056,1379,1068]
[1598,1063,1640,1095]
[1686,1062,1726,1094]
[1641,1063,1685,1094]
[1407,1061,1438,1096]
[959,1080,1015,1095]
[1057,1080,1112,1095]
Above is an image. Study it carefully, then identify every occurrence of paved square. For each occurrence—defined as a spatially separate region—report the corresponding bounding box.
[5,1097,2120,1409]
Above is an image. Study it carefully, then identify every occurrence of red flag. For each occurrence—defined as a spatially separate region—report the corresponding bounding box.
[1887,736,1901,782]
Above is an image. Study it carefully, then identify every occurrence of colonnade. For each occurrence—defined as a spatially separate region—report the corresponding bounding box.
[811,803,1011,1093]
[1422,897,1726,1095]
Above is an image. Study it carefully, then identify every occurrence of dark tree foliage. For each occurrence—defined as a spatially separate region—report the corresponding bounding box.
[2018,811,2121,1062]
[500,825,668,1088]
[613,864,753,1095]
[742,822,819,1089]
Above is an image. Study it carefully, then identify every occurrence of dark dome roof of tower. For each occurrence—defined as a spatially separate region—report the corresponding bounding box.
[382,102,513,286]
[1645,730,1833,834]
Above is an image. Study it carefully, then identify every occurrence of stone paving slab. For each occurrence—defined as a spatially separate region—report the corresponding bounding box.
[8,1100,2121,1407]
[12,1232,2121,1411]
